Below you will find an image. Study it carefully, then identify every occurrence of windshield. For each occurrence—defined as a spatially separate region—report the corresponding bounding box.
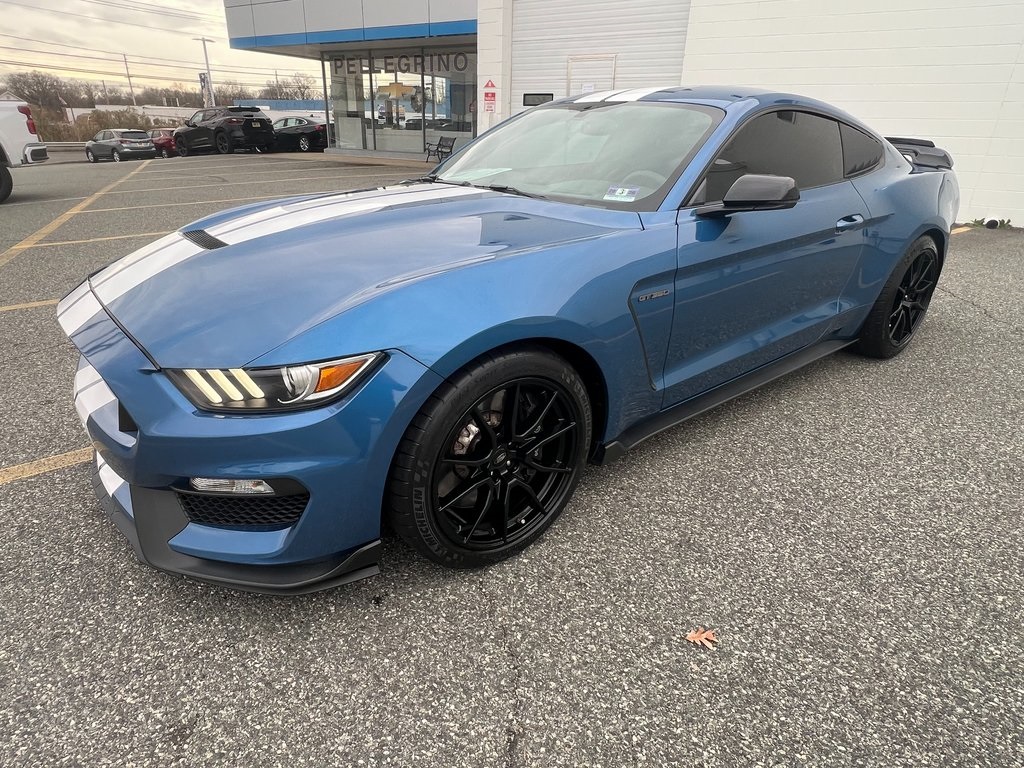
[119,131,150,140]
[436,101,722,209]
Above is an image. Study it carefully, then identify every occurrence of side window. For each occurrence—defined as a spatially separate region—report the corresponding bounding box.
[840,123,883,177]
[190,111,204,124]
[691,110,844,204]
[93,132,104,141]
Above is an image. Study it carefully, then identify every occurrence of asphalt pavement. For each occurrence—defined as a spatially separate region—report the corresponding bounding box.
[0,153,1021,767]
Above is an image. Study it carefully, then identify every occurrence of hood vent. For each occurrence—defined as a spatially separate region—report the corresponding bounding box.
[180,229,228,250]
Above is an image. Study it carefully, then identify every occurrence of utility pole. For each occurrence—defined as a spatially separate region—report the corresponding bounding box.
[101,79,109,104]
[194,37,216,107]
[122,54,136,106]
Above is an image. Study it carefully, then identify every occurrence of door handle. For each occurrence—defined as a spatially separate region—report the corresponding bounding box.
[835,214,865,232]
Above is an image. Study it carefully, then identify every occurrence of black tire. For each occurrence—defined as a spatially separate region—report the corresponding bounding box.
[0,165,12,204]
[855,235,940,359]
[85,149,96,163]
[387,347,592,569]
[177,142,190,157]
[111,149,122,163]
[215,132,232,154]
[298,135,311,152]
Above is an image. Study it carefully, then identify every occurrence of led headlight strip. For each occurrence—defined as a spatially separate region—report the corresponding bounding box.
[173,354,379,411]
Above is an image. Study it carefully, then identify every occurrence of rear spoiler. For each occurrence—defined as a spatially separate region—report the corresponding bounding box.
[885,136,953,170]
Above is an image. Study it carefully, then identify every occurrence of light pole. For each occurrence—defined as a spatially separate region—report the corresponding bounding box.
[194,37,216,107]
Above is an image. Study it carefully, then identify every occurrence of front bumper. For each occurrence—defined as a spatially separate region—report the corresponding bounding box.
[58,282,443,593]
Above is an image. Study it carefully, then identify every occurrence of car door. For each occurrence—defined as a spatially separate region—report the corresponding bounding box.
[662,110,868,406]
[99,130,114,157]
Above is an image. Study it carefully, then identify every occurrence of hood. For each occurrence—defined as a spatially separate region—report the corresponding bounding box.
[89,184,639,368]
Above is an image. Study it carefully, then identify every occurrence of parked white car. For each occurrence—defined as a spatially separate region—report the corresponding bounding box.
[0,100,48,203]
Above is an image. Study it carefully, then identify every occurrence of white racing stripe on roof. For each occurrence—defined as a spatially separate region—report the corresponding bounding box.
[207,185,484,245]
[605,86,675,102]
[574,89,630,103]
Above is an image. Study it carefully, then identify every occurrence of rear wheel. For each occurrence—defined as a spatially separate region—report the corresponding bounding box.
[855,236,940,358]
[387,347,592,568]
[215,132,233,154]
[111,149,122,163]
[0,165,12,204]
[177,142,190,157]
[161,147,171,158]
[298,135,312,152]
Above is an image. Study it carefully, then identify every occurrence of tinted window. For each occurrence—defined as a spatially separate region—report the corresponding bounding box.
[692,110,844,203]
[840,123,883,177]
[120,130,149,140]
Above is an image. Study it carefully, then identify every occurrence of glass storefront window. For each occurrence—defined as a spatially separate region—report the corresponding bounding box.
[330,46,476,155]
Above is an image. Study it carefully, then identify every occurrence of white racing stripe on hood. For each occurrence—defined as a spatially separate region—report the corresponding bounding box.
[92,235,205,306]
[206,184,484,245]
[88,185,484,306]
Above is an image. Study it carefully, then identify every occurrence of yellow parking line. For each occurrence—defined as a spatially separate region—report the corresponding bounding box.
[24,231,172,249]
[0,298,58,313]
[0,159,153,271]
[0,447,92,486]
[110,169,413,193]
[951,226,971,234]
[82,193,293,213]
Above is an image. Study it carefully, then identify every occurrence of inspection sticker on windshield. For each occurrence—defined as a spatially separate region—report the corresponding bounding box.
[604,186,640,202]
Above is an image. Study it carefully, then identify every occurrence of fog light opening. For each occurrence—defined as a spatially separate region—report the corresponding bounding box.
[189,477,274,495]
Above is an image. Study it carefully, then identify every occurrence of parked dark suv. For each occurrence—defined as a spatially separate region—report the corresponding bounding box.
[174,107,276,156]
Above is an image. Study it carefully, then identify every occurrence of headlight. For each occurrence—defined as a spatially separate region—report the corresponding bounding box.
[167,353,381,412]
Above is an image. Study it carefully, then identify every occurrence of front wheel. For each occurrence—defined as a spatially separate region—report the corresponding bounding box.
[855,236,940,359]
[85,149,96,163]
[0,165,12,204]
[387,347,592,569]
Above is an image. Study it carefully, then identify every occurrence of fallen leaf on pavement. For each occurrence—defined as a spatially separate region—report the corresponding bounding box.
[686,627,718,649]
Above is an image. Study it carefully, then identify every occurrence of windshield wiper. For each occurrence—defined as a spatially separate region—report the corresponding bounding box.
[399,175,473,187]
[476,183,546,200]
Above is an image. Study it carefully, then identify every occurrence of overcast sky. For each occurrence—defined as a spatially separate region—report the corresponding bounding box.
[0,0,323,93]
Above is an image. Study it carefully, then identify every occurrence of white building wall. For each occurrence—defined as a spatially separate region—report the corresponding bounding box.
[478,0,691,130]
[680,0,1024,222]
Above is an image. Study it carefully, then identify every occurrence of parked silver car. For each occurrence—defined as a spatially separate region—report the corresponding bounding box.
[85,129,157,163]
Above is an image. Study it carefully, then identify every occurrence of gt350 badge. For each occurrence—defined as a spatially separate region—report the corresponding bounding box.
[637,289,670,302]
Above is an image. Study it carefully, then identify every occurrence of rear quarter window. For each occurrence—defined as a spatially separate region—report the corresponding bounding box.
[840,123,884,177]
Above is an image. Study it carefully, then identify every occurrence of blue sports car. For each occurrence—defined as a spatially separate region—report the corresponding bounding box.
[58,87,959,593]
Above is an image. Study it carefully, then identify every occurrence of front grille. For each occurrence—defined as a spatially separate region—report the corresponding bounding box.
[177,492,309,529]
[180,229,228,250]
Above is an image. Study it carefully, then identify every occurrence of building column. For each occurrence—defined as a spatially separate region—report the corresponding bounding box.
[477,0,514,131]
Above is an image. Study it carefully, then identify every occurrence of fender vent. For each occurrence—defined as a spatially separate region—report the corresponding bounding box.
[180,229,228,249]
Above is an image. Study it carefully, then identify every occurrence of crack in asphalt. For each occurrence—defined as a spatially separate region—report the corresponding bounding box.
[488,583,525,768]
[935,284,1024,336]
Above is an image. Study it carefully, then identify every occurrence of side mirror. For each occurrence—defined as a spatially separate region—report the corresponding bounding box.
[184,120,194,128]
[694,174,799,218]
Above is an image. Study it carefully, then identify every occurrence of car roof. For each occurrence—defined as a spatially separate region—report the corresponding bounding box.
[553,85,873,131]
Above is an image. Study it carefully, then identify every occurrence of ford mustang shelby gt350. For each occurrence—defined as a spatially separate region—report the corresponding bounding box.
[58,86,959,593]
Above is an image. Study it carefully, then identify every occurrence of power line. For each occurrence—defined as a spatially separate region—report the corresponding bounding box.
[0,44,320,80]
[0,33,314,74]
[76,0,223,22]
[0,0,220,37]
[0,58,282,89]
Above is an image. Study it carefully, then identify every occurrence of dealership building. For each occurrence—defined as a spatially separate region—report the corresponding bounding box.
[225,0,1024,221]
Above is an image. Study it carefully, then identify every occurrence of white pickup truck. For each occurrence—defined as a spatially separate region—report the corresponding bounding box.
[0,101,48,203]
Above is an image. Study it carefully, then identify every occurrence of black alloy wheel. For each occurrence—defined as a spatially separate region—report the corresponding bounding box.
[388,348,592,568]
[433,378,581,551]
[177,142,190,157]
[215,132,232,154]
[855,235,940,359]
[888,249,937,346]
